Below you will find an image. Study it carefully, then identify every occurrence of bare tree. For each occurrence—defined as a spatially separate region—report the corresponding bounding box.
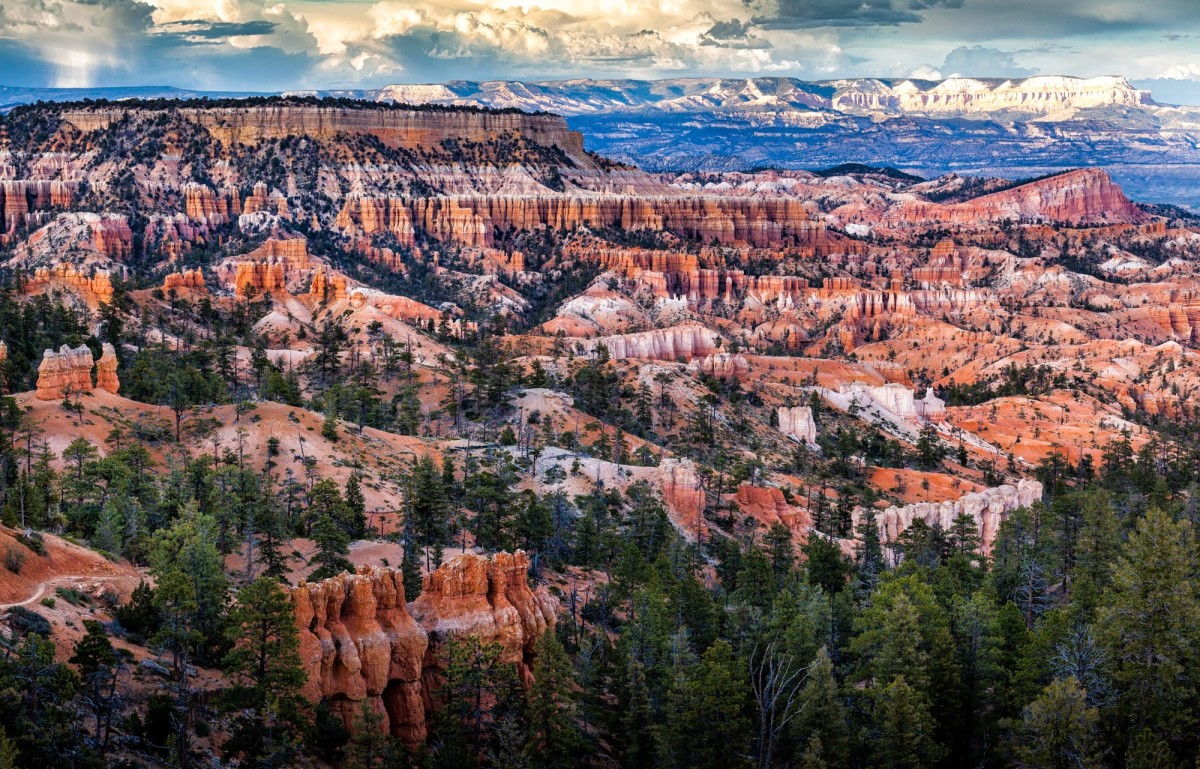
[749,641,814,769]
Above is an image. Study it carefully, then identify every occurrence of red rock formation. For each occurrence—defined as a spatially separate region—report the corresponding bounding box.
[310,270,348,303]
[292,567,429,743]
[183,183,229,223]
[162,269,206,293]
[411,551,557,690]
[227,237,312,297]
[95,343,119,394]
[31,265,115,304]
[899,169,1143,225]
[36,344,94,400]
[735,484,811,534]
[336,197,417,247]
[242,182,290,219]
[0,180,73,241]
[291,552,556,745]
[660,459,707,541]
[63,106,594,163]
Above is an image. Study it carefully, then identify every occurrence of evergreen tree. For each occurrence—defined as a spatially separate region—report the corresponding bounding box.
[525,632,583,769]
[792,647,849,765]
[618,658,658,769]
[1015,677,1098,769]
[874,675,944,769]
[221,576,309,765]
[1097,508,1200,741]
[659,640,752,769]
[310,514,354,581]
[70,619,123,757]
[1124,729,1176,769]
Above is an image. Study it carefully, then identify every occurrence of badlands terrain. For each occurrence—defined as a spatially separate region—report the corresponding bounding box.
[0,97,1198,767]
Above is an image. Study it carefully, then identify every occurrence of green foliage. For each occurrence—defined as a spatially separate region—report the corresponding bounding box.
[659,640,752,769]
[221,576,309,765]
[310,513,354,581]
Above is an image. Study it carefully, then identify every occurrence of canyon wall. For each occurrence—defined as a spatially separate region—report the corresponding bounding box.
[895,169,1142,225]
[338,194,819,248]
[291,551,556,745]
[587,324,720,361]
[61,106,592,164]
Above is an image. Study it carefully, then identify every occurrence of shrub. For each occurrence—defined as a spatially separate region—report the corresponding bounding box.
[3,547,24,574]
[115,580,160,640]
[17,532,46,556]
[40,597,56,609]
[55,586,91,607]
[5,607,51,637]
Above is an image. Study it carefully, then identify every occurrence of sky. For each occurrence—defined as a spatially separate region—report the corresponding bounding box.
[1,0,1200,100]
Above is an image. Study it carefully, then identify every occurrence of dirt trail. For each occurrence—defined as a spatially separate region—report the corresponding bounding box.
[0,575,131,610]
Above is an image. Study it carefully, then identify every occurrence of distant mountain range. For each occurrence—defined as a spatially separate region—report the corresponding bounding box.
[283,76,1200,209]
[289,75,1162,117]
[3,76,1200,208]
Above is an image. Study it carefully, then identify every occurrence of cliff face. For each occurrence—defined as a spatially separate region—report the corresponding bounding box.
[291,551,556,745]
[897,169,1142,225]
[338,194,818,249]
[61,106,593,166]
[588,324,720,362]
[30,265,115,304]
[871,479,1044,554]
[777,406,817,444]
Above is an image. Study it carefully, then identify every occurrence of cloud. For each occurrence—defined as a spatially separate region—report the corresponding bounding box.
[941,45,1036,78]
[700,18,772,49]
[158,19,277,40]
[0,0,1194,92]
[751,0,964,30]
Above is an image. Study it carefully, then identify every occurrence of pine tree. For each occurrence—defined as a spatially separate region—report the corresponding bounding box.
[874,675,945,769]
[1015,677,1098,769]
[792,647,848,764]
[402,542,423,601]
[0,726,16,769]
[148,506,228,669]
[1125,729,1176,769]
[71,619,121,755]
[1097,508,1200,741]
[526,632,583,769]
[412,456,450,567]
[764,522,795,585]
[310,514,354,581]
[659,640,752,769]
[619,658,658,769]
[799,737,826,769]
[322,394,340,442]
[346,472,368,536]
[221,576,309,765]
[347,699,387,769]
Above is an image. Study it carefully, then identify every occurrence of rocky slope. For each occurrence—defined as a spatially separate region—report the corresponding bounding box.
[2,97,1197,577]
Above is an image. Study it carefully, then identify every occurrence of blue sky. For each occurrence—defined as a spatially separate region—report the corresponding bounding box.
[1,0,1199,101]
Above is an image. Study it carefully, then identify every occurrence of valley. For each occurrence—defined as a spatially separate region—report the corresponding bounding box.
[0,96,1197,768]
